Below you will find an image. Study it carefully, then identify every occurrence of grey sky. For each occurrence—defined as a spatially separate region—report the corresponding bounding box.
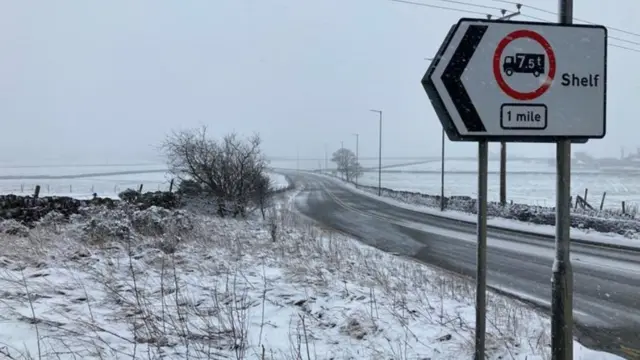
[0,0,638,164]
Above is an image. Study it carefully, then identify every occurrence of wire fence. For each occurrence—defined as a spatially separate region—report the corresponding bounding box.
[0,180,174,199]
[0,175,289,199]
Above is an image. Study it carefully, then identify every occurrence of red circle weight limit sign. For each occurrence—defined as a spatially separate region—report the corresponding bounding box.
[493,29,556,101]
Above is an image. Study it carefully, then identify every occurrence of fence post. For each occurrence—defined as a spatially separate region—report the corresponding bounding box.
[169,179,174,193]
[138,184,144,193]
[622,201,626,215]
[34,185,41,200]
[599,192,606,211]
[583,188,588,203]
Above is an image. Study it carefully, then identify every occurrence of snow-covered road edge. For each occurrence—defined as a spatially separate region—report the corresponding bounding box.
[267,172,292,191]
[314,172,640,250]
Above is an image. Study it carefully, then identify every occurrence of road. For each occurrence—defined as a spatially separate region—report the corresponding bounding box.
[288,171,640,359]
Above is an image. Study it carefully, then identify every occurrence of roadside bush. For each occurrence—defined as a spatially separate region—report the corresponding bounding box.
[162,127,273,218]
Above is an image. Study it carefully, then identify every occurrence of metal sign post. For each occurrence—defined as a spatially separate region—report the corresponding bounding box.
[475,140,489,360]
[552,2,574,360]
[440,129,445,211]
[421,12,606,360]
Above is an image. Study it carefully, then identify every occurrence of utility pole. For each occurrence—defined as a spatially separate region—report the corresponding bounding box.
[475,139,489,360]
[352,133,359,187]
[491,6,522,206]
[370,109,383,196]
[500,140,506,204]
[341,141,344,179]
[440,128,445,211]
[552,2,574,360]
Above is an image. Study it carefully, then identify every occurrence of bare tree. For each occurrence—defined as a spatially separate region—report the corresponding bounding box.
[253,172,272,220]
[162,126,272,218]
[331,148,362,182]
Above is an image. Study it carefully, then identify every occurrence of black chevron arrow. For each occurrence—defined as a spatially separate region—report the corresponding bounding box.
[441,24,488,132]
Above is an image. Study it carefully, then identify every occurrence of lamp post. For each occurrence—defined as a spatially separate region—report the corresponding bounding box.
[340,141,344,179]
[324,143,328,172]
[369,109,383,196]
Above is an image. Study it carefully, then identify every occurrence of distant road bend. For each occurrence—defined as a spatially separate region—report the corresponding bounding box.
[287,170,640,359]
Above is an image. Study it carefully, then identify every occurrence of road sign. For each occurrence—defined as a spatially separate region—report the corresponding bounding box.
[422,18,607,142]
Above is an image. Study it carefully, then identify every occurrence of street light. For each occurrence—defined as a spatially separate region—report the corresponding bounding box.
[341,140,344,180]
[324,143,328,172]
[352,133,359,187]
[369,109,382,196]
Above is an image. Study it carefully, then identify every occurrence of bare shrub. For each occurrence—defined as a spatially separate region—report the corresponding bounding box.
[130,206,192,237]
[162,126,273,218]
[0,219,29,237]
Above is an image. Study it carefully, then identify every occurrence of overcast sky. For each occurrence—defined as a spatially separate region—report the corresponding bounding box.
[0,0,638,164]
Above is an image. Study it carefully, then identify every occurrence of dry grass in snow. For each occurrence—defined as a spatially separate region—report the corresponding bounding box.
[0,203,621,359]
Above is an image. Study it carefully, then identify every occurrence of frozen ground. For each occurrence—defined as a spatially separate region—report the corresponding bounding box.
[0,195,621,359]
[0,170,289,199]
[356,171,640,210]
[389,159,601,174]
[0,164,167,177]
[268,172,291,190]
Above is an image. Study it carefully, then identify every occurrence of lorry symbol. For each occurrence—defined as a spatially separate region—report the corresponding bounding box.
[502,53,545,77]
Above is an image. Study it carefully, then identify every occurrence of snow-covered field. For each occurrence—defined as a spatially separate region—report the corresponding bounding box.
[0,164,167,177]
[0,164,290,199]
[3,161,638,210]
[0,194,621,359]
[0,165,170,199]
[356,170,639,210]
[382,159,588,173]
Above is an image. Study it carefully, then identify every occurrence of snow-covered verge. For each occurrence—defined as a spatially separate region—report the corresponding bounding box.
[267,172,292,191]
[0,202,622,359]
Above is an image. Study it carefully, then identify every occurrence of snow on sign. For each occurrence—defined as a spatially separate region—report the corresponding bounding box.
[422,18,608,142]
